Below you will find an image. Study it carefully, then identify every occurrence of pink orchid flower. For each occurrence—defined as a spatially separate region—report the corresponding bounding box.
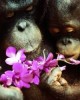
[5,46,26,65]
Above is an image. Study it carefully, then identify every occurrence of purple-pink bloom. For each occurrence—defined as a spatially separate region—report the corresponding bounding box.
[0,46,63,88]
[25,60,41,85]
[57,53,65,60]
[12,63,33,88]
[0,71,14,86]
[31,60,41,85]
[59,66,66,71]
[33,75,39,85]
[69,58,80,65]
[25,59,43,73]
[57,53,80,65]
[5,46,26,65]
[36,53,58,73]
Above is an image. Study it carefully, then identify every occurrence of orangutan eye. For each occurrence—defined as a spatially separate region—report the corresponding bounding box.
[49,27,60,34]
[26,5,33,11]
[6,11,14,18]
[65,27,74,32]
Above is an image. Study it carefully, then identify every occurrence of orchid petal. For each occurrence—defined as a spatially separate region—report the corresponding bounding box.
[6,78,12,86]
[70,58,80,65]
[33,76,39,85]
[32,60,38,70]
[6,46,16,57]
[16,49,26,61]
[46,59,58,67]
[60,66,66,71]
[5,71,14,78]
[13,63,24,73]
[21,72,33,83]
[35,56,44,61]
[44,68,49,73]
[57,54,65,60]
[38,65,44,70]
[23,82,30,88]
[25,60,32,66]
[34,69,40,76]
[14,80,23,88]
[5,57,17,65]
[46,53,54,62]
[0,74,7,82]
[0,74,12,86]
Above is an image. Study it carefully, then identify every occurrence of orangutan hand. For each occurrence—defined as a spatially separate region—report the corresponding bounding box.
[42,67,69,93]
[0,86,23,100]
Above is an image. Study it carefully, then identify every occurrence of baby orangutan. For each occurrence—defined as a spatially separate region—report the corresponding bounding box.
[43,0,80,99]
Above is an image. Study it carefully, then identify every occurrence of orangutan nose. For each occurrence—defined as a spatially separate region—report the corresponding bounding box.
[60,38,72,45]
[17,21,29,32]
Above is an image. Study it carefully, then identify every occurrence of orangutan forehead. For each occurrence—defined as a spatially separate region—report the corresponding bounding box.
[0,0,33,11]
